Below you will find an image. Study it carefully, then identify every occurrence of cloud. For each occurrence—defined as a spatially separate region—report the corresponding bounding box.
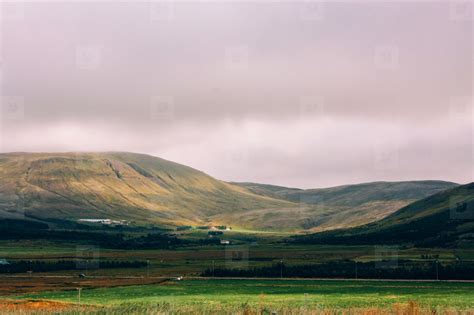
[2,114,472,188]
[1,1,472,187]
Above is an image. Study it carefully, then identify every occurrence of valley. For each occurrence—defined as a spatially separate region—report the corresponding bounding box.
[0,152,472,314]
[0,152,457,232]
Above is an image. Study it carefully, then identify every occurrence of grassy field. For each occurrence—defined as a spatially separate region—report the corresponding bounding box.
[0,242,462,278]
[7,279,474,314]
[1,237,474,314]
[0,239,471,278]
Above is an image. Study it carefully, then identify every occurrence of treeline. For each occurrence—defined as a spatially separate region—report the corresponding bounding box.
[112,233,185,249]
[292,207,474,248]
[298,214,445,246]
[0,217,168,233]
[0,219,48,231]
[202,260,474,280]
[0,221,184,249]
[0,260,147,273]
[28,217,169,233]
[0,219,227,249]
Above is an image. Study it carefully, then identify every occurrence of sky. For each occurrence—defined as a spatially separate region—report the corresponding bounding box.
[0,1,472,188]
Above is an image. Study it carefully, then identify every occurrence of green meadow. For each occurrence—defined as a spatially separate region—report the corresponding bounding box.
[15,279,474,309]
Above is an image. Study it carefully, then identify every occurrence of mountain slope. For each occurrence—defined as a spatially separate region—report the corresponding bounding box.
[295,183,474,247]
[0,152,291,226]
[0,152,458,232]
[233,181,457,231]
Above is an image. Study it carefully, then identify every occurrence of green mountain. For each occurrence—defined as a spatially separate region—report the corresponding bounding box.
[0,152,291,227]
[0,152,458,232]
[295,183,474,247]
[233,181,458,231]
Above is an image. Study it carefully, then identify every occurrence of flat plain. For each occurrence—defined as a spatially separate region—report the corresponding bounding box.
[1,237,474,314]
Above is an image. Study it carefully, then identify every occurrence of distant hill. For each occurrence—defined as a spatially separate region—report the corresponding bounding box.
[0,152,290,227]
[295,183,474,247]
[233,181,458,231]
[0,152,458,232]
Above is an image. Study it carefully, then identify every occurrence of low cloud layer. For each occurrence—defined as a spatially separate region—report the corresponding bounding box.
[1,1,472,188]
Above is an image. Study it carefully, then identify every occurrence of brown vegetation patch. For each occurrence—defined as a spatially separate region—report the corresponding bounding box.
[0,276,170,295]
[0,299,78,312]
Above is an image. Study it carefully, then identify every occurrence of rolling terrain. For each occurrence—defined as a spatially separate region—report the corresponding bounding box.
[232,181,457,231]
[296,183,474,247]
[0,152,291,227]
[0,152,457,231]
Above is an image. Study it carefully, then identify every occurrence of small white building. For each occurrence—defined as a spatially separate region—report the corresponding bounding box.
[220,240,230,245]
[79,219,111,224]
[78,219,128,225]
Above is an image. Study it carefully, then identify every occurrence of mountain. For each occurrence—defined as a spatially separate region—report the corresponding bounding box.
[233,181,458,231]
[0,152,458,231]
[0,152,291,227]
[295,183,474,247]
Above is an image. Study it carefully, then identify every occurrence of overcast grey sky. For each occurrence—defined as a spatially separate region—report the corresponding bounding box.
[0,1,472,188]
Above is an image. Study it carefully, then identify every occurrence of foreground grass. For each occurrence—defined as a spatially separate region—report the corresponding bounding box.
[3,299,471,315]
[12,279,474,311]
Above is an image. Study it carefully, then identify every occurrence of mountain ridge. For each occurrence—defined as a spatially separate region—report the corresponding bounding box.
[0,152,459,231]
[295,183,474,247]
[0,152,292,227]
[231,180,458,231]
